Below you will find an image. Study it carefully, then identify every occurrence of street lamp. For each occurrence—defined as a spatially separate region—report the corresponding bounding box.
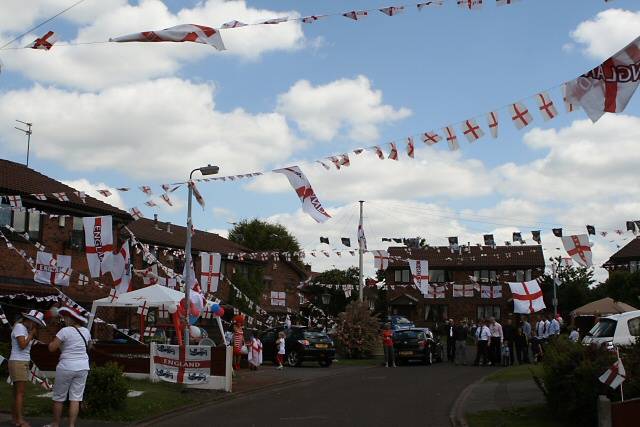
[183,164,219,345]
[321,292,331,306]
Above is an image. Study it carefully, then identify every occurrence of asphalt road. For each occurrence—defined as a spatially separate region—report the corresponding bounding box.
[154,361,495,427]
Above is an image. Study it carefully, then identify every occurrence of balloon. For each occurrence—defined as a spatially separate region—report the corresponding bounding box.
[216,307,224,318]
[189,325,202,339]
[189,314,199,325]
[45,307,59,320]
[167,304,178,314]
[211,303,220,314]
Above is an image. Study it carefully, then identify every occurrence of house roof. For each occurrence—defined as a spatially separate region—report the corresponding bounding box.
[0,159,130,219]
[388,245,545,269]
[603,237,640,266]
[126,217,249,254]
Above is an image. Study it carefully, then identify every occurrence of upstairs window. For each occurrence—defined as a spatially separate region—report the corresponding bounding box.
[516,269,532,282]
[0,202,11,228]
[2,206,42,241]
[70,217,84,250]
[429,270,447,283]
[474,270,497,283]
[394,269,411,283]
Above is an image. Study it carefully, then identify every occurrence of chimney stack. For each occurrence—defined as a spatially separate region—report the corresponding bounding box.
[166,222,172,233]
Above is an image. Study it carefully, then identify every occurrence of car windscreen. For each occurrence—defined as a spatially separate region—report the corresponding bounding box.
[394,330,420,340]
[588,319,617,338]
[304,331,329,340]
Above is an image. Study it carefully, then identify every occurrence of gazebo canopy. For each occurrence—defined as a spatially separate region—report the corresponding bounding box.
[92,284,185,309]
[571,297,638,317]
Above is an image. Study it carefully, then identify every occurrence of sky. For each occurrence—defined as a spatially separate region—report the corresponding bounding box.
[1,0,639,280]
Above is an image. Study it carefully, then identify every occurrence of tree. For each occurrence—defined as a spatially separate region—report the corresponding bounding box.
[306,267,359,316]
[334,301,380,359]
[591,270,640,308]
[228,219,301,253]
[539,265,595,318]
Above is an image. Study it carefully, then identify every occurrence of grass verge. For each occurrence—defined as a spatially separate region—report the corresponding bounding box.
[466,405,563,427]
[484,363,543,383]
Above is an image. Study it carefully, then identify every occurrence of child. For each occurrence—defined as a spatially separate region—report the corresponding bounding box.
[275,331,286,369]
[232,316,245,371]
[501,340,511,367]
[247,332,263,371]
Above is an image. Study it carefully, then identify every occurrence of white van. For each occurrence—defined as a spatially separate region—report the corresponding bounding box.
[582,310,640,349]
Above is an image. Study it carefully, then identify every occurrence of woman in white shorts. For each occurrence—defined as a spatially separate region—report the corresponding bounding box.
[46,306,91,427]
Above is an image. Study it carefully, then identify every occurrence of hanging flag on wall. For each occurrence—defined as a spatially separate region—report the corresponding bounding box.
[200,252,222,293]
[508,279,546,314]
[274,166,331,223]
[34,251,71,286]
[408,259,429,295]
[83,216,114,278]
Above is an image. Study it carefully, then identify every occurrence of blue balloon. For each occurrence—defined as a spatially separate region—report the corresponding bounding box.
[211,303,220,314]
[189,314,199,325]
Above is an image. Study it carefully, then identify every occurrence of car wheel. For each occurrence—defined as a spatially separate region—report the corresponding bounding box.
[287,351,302,367]
[319,359,332,368]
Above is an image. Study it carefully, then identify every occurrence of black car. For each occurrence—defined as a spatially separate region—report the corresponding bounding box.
[260,326,336,367]
[393,328,440,365]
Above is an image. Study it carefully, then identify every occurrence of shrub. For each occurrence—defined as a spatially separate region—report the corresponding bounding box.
[619,339,640,401]
[334,301,379,359]
[84,362,128,416]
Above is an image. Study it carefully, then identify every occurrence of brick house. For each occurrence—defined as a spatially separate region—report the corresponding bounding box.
[384,245,546,326]
[603,237,640,274]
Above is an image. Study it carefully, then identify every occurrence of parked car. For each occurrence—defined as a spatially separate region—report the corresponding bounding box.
[260,326,336,367]
[382,315,416,331]
[393,328,440,365]
[415,327,445,363]
[582,310,640,349]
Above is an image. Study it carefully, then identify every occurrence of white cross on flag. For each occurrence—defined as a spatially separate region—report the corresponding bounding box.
[34,251,72,286]
[508,279,546,314]
[510,102,534,129]
[408,259,429,295]
[561,234,593,267]
[599,358,626,389]
[421,131,441,145]
[388,142,399,160]
[274,166,331,223]
[83,216,114,277]
[200,252,222,293]
[110,24,225,51]
[27,31,58,50]
[110,240,132,294]
[461,118,485,143]
[536,92,558,121]
[565,35,640,122]
[443,126,460,151]
[372,250,390,270]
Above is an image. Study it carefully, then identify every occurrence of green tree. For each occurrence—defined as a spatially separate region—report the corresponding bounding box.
[591,270,640,307]
[228,219,301,253]
[228,267,264,313]
[306,267,359,316]
[539,264,595,318]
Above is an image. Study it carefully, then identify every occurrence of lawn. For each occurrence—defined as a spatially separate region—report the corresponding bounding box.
[467,405,565,427]
[484,363,543,383]
[0,378,216,422]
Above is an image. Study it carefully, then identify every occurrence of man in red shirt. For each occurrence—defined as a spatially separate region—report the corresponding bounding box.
[382,323,396,368]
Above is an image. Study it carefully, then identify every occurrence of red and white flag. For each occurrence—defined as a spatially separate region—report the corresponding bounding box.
[329,156,341,169]
[461,118,484,143]
[161,194,173,206]
[536,92,558,121]
[452,284,464,297]
[373,146,385,159]
[200,252,222,293]
[97,189,112,197]
[372,250,390,270]
[261,17,288,25]
[408,259,429,295]
[565,35,640,122]
[561,234,593,267]
[32,194,47,201]
[443,126,459,151]
[274,166,331,223]
[83,216,114,278]
[599,358,626,390]
[302,16,324,24]
[510,102,534,129]
[110,24,225,51]
[508,279,546,314]
[110,240,132,294]
[379,6,405,16]
[487,111,499,138]
[221,20,247,29]
[435,286,446,299]
[463,284,475,297]
[52,192,68,202]
[496,0,520,5]
[34,251,72,286]
[188,180,205,209]
[139,186,152,196]
[340,154,350,167]
[421,131,441,145]
[343,10,368,20]
[27,31,57,50]
[406,137,415,158]
[417,1,444,10]
[482,285,502,298]
[182,258,199,290]
[562,83,579,113]
[129,207,144,220]
[457,0,483,9]
[388,142,399,160]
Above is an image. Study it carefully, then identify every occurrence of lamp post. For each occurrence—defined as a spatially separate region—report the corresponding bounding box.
[183,164,219,346]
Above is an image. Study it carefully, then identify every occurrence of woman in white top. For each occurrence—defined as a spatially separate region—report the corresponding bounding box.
[9,310,46,427]
[46,306,92,427]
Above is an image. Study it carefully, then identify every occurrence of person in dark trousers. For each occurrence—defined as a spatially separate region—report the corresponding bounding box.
[488,317,503,365]
[444,319,455,362]
[502,318,516,366]
[514,325,528,365]
[453,320,469,365]
[473,319,491,366]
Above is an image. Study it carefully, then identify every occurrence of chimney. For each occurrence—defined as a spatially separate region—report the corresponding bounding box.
[166,222,172,233]
[153,214,159,229]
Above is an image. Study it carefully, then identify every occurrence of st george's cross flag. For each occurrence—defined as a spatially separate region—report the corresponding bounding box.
[34,251,72,286]
[510,102,534,129]
[599,358,626,390]
[536,92,558,121]
[274,166,331,223]
[443,126,460,151]
[406,137,415,158]
[461,118,484,143]
[487,111,499,138]
[110,240,132,294]
[457,0,483,9]
[408,259,430,296]
[421,131,441,145]
[566,35,640,122]
[110,24,225,50]
[508,279,546,314]
[372,250,391,270]
[27,31,58,50]
[200,252,222,293]
[388,142,399,160]
[83,216,114,277]
[561,234,593,267]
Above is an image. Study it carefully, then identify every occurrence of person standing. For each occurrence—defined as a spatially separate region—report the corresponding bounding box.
[445,319,455,363]
[47,307,91,427]
[488,317,503,365]
[521,316,532,364]
[10,310,46,427]
[453,320,468,365]
[381,323,396,368]
[502,318,516,366]
[473,319,491,366]
[547,314,560,339]
[247,332,263,371]
[514,325,528,365]
[568,327,580,343]
[275,331,286,370]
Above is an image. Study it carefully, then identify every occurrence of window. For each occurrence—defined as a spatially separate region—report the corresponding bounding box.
[0,202,10,228]
[263,275,273,289]
[3,207,41,241]
[424,304,448,322]
[394,269,411,283]
[515,270,532,282]
[627,317,640,337]
[27,212,40,240]
[70,217,84,249]
[630,261,639,273]
[477,305,501,320]
[588,319,617,338]
[298,293,305,305]
[430,270,447,283]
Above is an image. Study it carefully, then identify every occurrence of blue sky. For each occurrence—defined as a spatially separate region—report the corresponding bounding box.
[1,0,639,277]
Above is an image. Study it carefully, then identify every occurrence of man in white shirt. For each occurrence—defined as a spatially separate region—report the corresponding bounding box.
[547,314,560,338]
[473,319,491,366]
[488,317,503,365]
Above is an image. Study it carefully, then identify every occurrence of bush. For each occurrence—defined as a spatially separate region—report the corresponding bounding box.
[619,339,640,401]
[536,337,615,427]
[334,301,379,359]
[84,363,128,416]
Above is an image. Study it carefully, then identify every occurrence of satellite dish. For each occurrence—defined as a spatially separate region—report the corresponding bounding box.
[199,338,215,346]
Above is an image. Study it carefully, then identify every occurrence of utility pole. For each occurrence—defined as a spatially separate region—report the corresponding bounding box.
[15,120,32,167]
[551,256,559,318]
[358,200,364,302]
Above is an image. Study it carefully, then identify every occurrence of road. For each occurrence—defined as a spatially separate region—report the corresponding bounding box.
[154,361,495,427]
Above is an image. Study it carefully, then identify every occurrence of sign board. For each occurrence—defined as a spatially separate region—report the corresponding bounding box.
[151,344,211,384]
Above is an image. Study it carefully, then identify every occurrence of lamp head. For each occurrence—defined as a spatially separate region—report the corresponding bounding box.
[199,165,219,176]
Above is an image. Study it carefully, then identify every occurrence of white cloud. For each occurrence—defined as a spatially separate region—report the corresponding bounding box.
[276,75,412,142]
[206,228,229,239]
[0,78,303,180]
[61,178,126,210]
[2,0,305,90]
[570,9,640,59]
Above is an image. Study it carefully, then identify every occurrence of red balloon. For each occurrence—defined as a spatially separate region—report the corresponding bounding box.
[216,307,225,318]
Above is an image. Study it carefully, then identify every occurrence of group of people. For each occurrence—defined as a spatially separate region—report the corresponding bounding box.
[8,306,92,427]
[444,313,566,367]
[227,315,287,371]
